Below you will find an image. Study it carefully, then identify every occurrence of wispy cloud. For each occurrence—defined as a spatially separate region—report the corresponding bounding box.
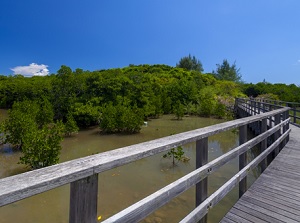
[11,63,49,77]
[292,60,300,66]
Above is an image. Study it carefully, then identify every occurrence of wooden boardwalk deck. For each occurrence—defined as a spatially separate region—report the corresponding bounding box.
[221,124,300,223]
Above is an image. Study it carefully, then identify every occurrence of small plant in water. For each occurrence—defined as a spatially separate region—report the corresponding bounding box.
[163,146,190,165]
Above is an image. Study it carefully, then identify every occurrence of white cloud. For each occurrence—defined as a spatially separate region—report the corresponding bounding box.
[11,63,49,77]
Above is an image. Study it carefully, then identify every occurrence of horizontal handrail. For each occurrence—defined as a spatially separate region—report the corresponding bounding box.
[180,128,291,223]
[0,98,291,223]
[103,118,290,222]
[257,98,300,107]
[0,107,289,207]
[244,97,300,126]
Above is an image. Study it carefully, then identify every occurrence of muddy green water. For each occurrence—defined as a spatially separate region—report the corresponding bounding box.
[0,110,258,223]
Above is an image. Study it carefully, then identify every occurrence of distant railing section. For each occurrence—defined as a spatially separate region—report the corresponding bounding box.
[0,98,290,223]
[244,98,300,126]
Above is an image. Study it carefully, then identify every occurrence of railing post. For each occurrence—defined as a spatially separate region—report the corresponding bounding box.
[260,119,267,172]
[286,110,290,142]
[293,107,296,124]
[239,125,247,198]
[196,137,208,223]
[69,174,98,223]
[274,114,281,156]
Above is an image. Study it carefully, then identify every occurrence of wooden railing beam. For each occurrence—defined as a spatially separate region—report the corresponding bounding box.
[196,137,208,223]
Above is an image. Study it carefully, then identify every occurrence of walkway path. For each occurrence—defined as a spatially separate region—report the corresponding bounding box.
[221,124,300,223]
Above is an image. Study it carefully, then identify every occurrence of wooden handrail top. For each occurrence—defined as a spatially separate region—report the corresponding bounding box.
[103,118,290,223]
[180,128,291,223]
[237,98,284,109]
[0,106,290,207]
[255,98,300,106]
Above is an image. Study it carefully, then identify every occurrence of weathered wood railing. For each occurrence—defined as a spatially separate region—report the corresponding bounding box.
[0,98,290,223]
[248,98,300,126]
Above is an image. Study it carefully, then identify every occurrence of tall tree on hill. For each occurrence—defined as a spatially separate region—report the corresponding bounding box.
[176,54,204,72]
[213,59,242,83]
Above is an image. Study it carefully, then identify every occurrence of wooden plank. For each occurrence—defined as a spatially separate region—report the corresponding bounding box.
[240,195,300,221]
[250,182,300,200]
[243,193,300,218]
[263,167,300,182]
[259,118,267,172]
[0,107,289,207]
[239,125,247,198]
[0,99,295,223]
[69,174,98,223]
[195,137,208,223]
[102,124,290,223]
[228,207,266,223]
[268,163,300,178]
[246,187,300,211]
[221,106,300,223]
[253,175,300,194]
[224,211,252,223]
[179,130,290,223]
[251,184,300,205]
[274,113,281,155]
[237,199,299,223]
[233,202,283,223]
[220,217,236,223]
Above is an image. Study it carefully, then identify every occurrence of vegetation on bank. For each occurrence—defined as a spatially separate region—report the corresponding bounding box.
[1,55,299,169]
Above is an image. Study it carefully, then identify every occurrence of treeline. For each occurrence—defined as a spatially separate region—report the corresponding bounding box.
[1,64,246,168]
[1,62,299,169]
[0,64,243,128]
[242,82,300,102]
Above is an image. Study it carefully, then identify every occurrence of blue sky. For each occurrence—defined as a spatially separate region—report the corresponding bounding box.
[0,1,299,84]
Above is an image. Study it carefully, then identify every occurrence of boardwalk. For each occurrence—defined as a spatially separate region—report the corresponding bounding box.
[221,124,300,223]
[0,98,294,223]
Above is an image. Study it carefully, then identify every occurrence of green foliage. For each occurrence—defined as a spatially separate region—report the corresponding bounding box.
[214,101,226,119]
[257,93,279,101]
[36,98,54,127]
[243,82,300,102]
[3,101,39,148]
[2,100,64,169]
[197,87,217,117]
[72,102,101,127]
[163,146,189,165]
[213,59,242,83]
[0,122,5,145]
[0,63,249,140]
[173,100,184,120]
[19,121,64,169]
[176,54,204,72]
[99,102,144,133]
[64,113,79,136]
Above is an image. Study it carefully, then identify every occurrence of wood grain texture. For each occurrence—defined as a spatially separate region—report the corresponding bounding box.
[0,104,289,207]
[69,174,98,223]
[221,124,300,223]
[102,122,289,223]
[196,137,208,223]
[0,98,295,223]
[239,125,247,198]
[180,129,290,223]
